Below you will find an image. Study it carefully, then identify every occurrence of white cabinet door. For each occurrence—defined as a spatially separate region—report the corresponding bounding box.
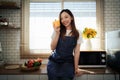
[8,75,23,80]
[88,74,103,80]
[23,75,40,80]
[75,74,87,80]
[116,74,120,80]
[0,75,7,80]
[40,75,48,80]
[103,74,116,80]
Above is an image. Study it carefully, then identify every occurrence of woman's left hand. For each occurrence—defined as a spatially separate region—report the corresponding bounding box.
[75,68,84,76]
[75,68,95,76]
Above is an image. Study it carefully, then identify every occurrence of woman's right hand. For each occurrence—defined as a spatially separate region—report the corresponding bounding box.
[53,19,60,33]
[54,27,60,34]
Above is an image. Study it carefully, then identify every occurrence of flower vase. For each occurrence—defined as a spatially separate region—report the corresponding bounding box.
[85,39,92,51]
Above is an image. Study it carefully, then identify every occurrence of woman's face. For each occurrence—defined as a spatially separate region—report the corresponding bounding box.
[60,12,72,28]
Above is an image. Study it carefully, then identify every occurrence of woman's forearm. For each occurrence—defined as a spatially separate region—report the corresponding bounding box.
[74,51,80,70]
[51,32,60,50]
[74,44,80,71]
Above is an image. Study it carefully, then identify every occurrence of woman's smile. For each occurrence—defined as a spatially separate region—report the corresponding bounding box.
[62,21,70,27]
[61,12,72,28]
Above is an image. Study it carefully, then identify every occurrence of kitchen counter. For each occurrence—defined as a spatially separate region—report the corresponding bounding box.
[0,64,119,75]
[0,64,46,75]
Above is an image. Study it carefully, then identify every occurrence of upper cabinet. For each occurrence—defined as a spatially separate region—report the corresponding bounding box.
[0,1,21,29]
[0,6,20,9]
[0,1,20,9]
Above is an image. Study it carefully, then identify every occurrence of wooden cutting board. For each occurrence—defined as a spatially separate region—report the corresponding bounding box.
[5,65,20,70]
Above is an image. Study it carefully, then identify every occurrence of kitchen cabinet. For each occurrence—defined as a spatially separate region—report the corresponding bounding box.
[0,75,7,80]
[0,26,20,29]
[75,75,87,80]
[0,1,20,9]
[40,75,48,80]
[0,1,21,29]
[77,74,119,80]
[0,6,20,9]
[103,74,119,80]
[87,74,103,80]
[0,74,119,80]
[8,75,23,80]
[23,75,40,80]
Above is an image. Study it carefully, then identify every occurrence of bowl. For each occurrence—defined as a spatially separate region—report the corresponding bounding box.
[20,65,40,71]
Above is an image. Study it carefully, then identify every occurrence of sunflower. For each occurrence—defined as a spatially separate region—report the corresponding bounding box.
[82,27,97,39]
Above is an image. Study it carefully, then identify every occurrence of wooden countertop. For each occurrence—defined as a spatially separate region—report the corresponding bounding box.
[0,64,46,75]
[0,64,119,75]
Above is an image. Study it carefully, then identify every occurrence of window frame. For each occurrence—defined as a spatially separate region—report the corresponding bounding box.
[20,0,104,59]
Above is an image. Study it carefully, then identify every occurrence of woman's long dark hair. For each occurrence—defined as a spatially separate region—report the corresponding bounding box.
[59,9,79,40]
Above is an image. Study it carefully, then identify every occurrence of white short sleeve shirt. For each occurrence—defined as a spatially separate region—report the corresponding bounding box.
[51,30,83,44]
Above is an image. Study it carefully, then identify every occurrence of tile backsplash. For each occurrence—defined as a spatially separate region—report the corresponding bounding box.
[0,0,120,64]
[104,0,120,31]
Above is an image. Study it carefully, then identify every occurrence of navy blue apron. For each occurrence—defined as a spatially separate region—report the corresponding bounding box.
[47,36,77,80]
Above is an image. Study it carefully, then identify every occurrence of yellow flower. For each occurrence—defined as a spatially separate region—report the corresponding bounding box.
[82,27,97,39]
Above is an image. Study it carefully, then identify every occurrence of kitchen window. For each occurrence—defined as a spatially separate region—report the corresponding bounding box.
[21,0,104,59]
